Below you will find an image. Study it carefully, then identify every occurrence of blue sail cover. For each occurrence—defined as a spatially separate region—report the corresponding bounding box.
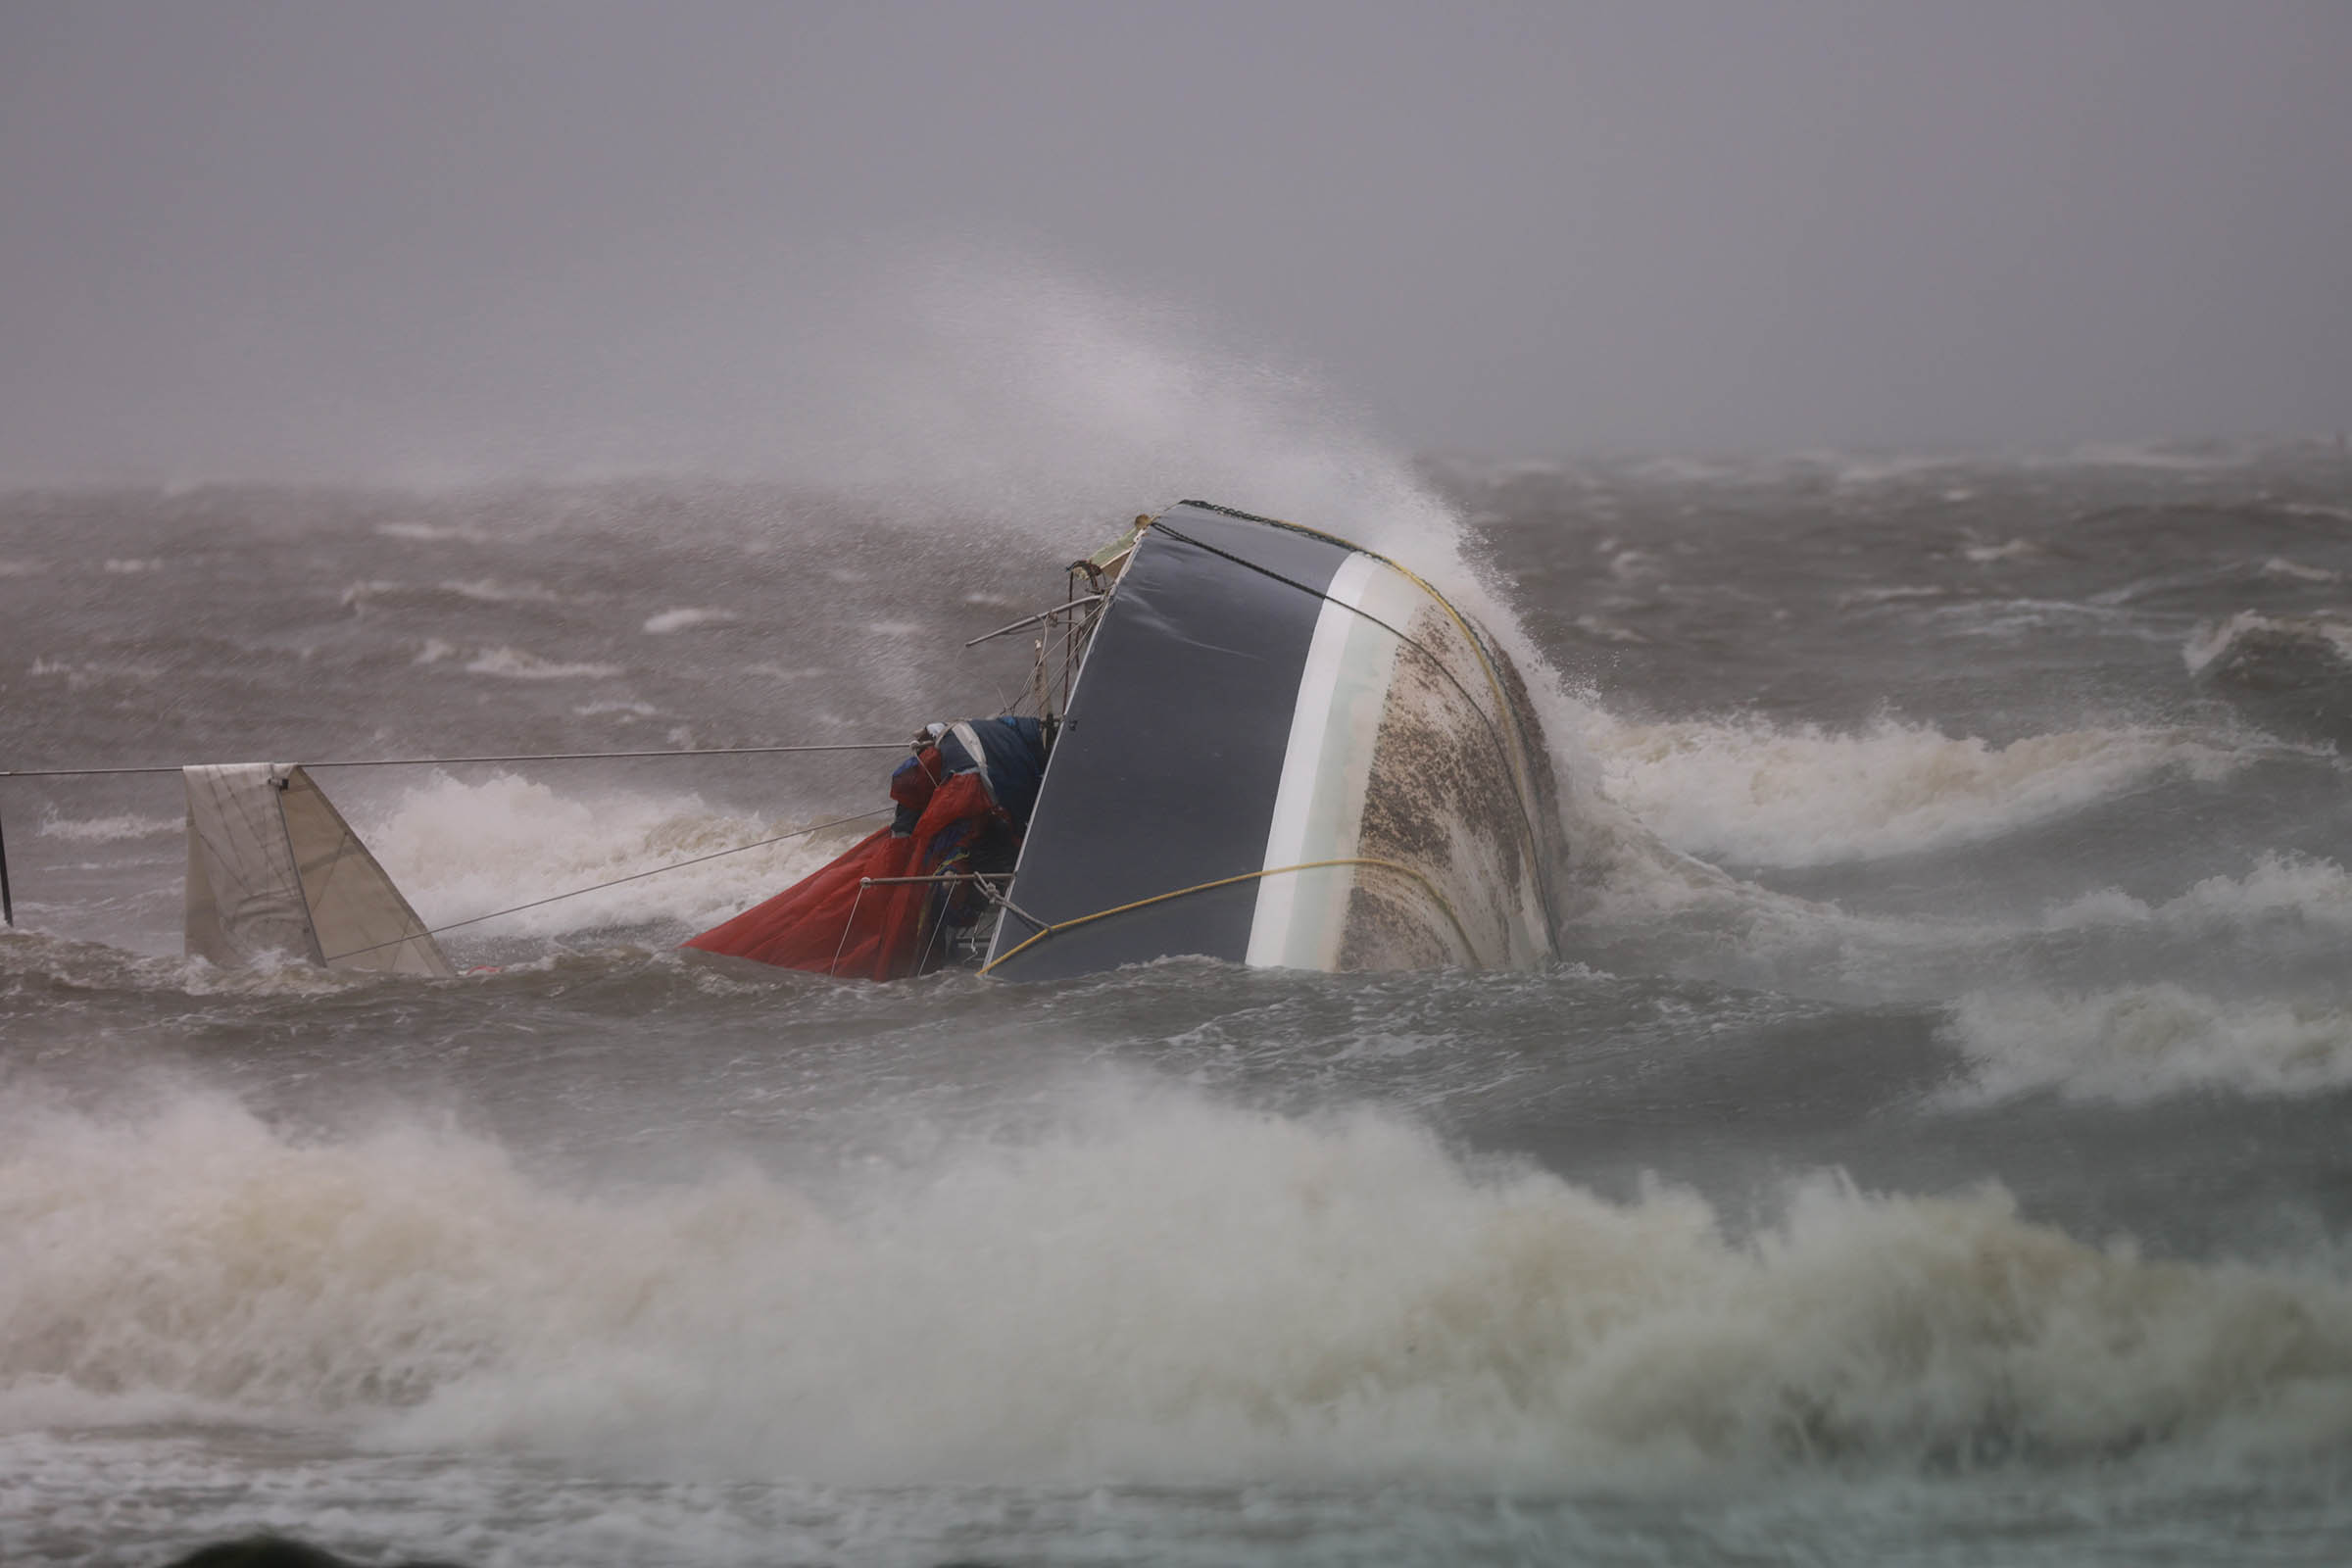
[939,716,1049,826]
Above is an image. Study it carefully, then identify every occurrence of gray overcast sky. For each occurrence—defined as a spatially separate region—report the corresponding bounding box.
[3,1,2348,482]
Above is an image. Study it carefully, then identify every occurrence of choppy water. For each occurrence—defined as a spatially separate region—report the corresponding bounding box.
[3,439,2350,1566]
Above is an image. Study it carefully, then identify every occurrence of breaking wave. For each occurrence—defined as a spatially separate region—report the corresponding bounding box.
[2184,611,2352,680]
[343,578,568,611]
[2062,440,2254,472]
[2038,855,2352,936]
[460,647,624,681]
[1584,713,2244,867]
[374,521,498,544]
[641,607,740,634]
[2182,612,2352,748]
[34,812,179,845]
[1948,985,2352,1102]
[359,772,864,943]
[2,1089,2346,1487]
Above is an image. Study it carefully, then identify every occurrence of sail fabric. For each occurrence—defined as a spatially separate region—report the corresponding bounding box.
[183,764,454,977]
[682,769,1000,979]
[184,763,319,966]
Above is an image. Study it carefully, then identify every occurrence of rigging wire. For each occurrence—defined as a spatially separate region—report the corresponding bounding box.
[0,742,908,780]
[318,807,891,964]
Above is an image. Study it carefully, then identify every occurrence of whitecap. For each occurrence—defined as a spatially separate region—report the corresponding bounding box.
[2039,855,2352,935]
[2064,440,2249,471]
[462,647,623,680]
[375,521,490,543]
[1837,585,1944,607]
[24,657,163,687]
[35,813,181,845]
[340,579,405,609]
[1584,712,2241,867]
[641,607,740,634]
[1571,615,1648,645]
[359,771,857,937]
[1948,984,2352,1102]
[2183,611,2352,678]
[2260,557,2341,584]
[442,578,564,604]
[1818,452,1959,487]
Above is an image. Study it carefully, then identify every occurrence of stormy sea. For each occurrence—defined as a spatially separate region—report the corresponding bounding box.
[4,439,2349,1566]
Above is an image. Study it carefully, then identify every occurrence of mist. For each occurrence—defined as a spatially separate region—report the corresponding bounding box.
[3,0,2348,484]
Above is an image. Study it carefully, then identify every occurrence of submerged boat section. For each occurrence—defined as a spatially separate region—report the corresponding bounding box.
[183,763,455,977]
[982,502,1564,981]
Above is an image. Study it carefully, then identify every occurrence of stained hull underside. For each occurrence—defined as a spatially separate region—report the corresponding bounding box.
[984,503,1562,981]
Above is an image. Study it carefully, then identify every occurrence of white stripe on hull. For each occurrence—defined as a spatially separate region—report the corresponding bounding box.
[1246,553,1423,968]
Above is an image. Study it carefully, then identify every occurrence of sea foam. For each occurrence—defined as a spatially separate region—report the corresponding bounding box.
[1,1088,2345,1486]
[1948,984,2352,1102]
[461,647,624,681]
[2184,611,2352,678]
[1584,713,2241,867]
[642,607,741,634]
[359,771,861,941]
[2038,855,2352,936]
[35,812,181,845]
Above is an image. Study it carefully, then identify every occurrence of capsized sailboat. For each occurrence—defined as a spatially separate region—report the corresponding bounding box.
[8,501,1566,981]
[686,501,1568,980]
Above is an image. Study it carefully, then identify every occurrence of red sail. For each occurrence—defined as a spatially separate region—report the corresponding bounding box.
[682,766,1000,979]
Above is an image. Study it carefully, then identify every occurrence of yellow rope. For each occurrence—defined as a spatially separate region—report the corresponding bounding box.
[979,857,1483,976]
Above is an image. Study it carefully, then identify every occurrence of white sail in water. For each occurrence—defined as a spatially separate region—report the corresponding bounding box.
[183,763,454,977]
